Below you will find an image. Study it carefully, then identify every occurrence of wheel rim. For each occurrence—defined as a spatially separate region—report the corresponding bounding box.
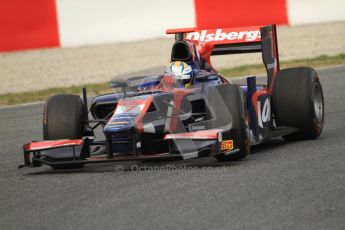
[314,83,323,122]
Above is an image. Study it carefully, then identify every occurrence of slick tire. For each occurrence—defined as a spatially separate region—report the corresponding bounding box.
[211,84,250,161]
[272,67,324,140]
[43,94,85,140]
[43,94,85,169]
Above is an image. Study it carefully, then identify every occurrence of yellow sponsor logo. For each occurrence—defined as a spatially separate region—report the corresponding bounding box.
[221,140,233,151]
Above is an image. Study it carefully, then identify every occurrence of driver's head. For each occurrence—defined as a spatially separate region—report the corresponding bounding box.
[165,61,193,88]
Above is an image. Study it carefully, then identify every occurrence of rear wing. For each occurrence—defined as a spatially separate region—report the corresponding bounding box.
[166,25,280,91]
[167,26,262,55]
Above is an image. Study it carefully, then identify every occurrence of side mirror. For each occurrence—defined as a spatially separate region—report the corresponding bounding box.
[110,81,127,88]
[110,80,128,96]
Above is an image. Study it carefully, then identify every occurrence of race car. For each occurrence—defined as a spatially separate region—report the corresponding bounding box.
[19,25,324,169]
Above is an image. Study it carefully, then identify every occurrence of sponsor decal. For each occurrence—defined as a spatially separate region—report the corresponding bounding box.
[208,75,218,80]
[267,60,277,70]
[221,140,233,151]
[258,98,271,128]
[186,28,261,44]
[115,104,145,115]
[107,121,129,127]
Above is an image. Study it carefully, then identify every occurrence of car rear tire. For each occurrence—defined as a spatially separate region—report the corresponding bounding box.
[272,67,324,140]
[43,94,85,169]
[211,85,250,161]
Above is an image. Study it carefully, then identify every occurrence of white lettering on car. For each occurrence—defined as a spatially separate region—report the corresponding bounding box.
[258,98,271,128]
[186,29,261,42]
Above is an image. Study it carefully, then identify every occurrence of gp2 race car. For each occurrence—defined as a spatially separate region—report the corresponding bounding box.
[19,25,324,169]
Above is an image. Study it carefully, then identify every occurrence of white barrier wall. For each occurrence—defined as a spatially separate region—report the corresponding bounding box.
[56,0,345,47]
[288,0,345,25]
[56,0,195,46]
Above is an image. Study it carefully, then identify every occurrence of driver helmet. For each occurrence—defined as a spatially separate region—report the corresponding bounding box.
[166,61,193,88]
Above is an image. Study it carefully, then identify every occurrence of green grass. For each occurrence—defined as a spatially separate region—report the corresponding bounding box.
[0,82,113,107]
[219,53,345,77]
[1,54,345,107]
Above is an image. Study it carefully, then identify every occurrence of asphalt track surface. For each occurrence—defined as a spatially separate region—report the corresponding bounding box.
[0,66,344,230]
